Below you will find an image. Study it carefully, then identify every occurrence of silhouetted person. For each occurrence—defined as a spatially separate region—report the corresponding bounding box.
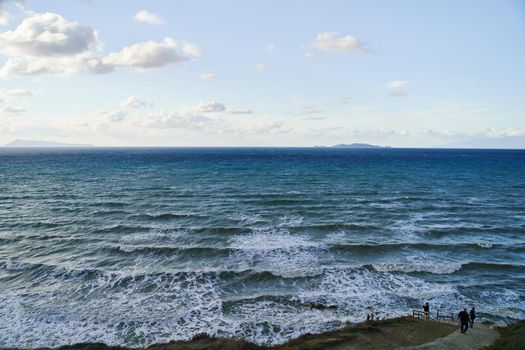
[458,308,470,333]
[469,306,476,328]
[366,313,370,321]
[371,313,375,321]
[423,302,430,320]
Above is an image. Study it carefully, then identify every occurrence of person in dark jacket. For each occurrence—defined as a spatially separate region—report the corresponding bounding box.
[469,306,476,328]
[423,302,430,320]
[458,308,470,333]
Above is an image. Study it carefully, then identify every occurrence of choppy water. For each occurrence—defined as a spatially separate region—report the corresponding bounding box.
[0,148,524,348]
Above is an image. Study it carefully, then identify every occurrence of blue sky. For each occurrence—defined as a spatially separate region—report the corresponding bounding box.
[0,0,524,147]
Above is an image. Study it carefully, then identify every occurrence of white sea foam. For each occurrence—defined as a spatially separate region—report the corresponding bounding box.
[391,213,428,238]
[1,260,522,348]
[371,262,463,274]
[228,227,323,277]
[227,213,266,225]
[278,215,304,226]
[297,267,461,321]
[0,270,225,348]
[114,229,196,255]
[477,242,493,248]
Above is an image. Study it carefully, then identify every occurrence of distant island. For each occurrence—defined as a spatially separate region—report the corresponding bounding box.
[331,143,390,148]
[3,139,94,148]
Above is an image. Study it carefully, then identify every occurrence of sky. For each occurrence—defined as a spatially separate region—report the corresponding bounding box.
[0,0,524,147]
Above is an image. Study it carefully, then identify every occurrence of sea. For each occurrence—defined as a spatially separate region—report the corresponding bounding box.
[0,147,524,348]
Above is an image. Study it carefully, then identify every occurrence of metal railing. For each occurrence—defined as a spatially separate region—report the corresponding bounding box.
[436,310,455,321]
[412,309,454,321]
[412,309,425,319]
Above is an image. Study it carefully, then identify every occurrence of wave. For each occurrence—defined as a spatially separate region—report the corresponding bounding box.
[1,257,523,348]
[426,226,525,236]
[460,261,525,272]
[369,263,463,274]
[290,223,378,231]
[129,213,204,221]
[227,213,266,225]
[242,198,317,206]
[108,245,231,257]
[6,221,62,230]
[87,201,130,208]
[95,224,152,234]
[328,242,512,257]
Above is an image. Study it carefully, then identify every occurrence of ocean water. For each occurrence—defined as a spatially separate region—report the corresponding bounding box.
[0,148,524,347]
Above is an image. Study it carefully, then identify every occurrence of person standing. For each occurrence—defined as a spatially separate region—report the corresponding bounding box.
[458,308,470,333]
[469,306,476,328]
[423,302,430,320]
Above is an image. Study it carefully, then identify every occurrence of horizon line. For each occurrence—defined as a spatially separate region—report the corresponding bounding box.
[2,146,525,150]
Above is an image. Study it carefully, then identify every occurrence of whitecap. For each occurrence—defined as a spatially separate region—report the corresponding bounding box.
[227,213,266,225]
[278,215,304,226]
[371,262,463,274]
[228,227,324,277]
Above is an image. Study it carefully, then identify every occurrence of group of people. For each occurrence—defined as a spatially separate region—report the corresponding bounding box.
[365,313,382,321]
[422,302,476,334]
[458,306,476,333]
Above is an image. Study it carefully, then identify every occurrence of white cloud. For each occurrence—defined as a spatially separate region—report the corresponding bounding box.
[226,108,252,114]
[266,43,275,51]
[101,109,127,122]
[303,52,314,59]
[352,128,410,137]
[96,96,152,123]
[192,101,226,113]
[191,101,253,115]
[424,128,525,139]
[119,96,148,109]
[386,80,408,88]
[424,128,525,148]
[1,105,25,114]
[0,11,200,78]
[0,12,98,57]
[0,0,24,26]
[0,37,200,78]
[389,91,408,97]
[312,32,367,53]
[0,54,111,77]
[134,10,163,25]
[249,121,291,134]
[103,38,200,70]
[139,112,213,130]
[309,127,410,140]
[479,127,525,138]
[0,87,33,114]
[0,6,11,26]
[251,63,266,72]
[0,88,31,97]
[200,73,216,80]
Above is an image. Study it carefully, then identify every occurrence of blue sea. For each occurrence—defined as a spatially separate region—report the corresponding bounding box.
[0,148,524,347]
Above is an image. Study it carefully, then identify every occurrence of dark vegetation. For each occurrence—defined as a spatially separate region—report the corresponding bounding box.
[483,320,525,350]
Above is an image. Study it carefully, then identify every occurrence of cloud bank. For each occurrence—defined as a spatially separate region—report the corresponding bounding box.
[0,12,199,78]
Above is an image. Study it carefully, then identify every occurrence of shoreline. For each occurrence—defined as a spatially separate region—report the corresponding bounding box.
[3,317,458,350]
[4,316,523,350]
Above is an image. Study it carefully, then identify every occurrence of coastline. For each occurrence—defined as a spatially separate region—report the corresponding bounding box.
[3,317,523,349]
[5,317,459,350]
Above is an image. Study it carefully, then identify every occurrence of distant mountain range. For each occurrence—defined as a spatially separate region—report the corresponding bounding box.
[331,143,390,148]
[3,139,94,148]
